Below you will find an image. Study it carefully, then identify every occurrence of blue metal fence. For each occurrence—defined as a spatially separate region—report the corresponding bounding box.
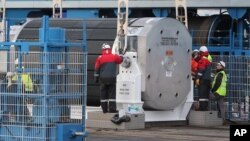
[0,51,87,141]
[208,55,249,122]
[0,16,87,141]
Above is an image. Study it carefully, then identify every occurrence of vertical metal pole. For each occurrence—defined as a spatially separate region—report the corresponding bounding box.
[82,19,87,141]
[229,29,233,53]
[16,46,21,123]
[82,20,87,53]
[238,20,243,51]
[232,32,235,52]
[6,18,9,41]
[41,16,49,140]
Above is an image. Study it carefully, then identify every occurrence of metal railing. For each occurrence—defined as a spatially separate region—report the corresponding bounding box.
[0,15,88,141]
[194,55,250,122]
[0,51,87,141]
[191,29,250,53]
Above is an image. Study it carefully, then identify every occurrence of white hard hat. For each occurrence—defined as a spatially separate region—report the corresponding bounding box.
[219,61,226,68]
[199,46,208,52]
[193,49,199,53]
[15,58,18,65]
[102,43,111,49]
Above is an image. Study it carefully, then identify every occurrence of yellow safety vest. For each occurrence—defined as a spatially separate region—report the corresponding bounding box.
[12,72,34,92]
[212,71,227,96]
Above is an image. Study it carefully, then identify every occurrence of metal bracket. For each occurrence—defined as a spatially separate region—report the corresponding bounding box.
[116,0,129,55]
[53,0,62,18]
[175,0,188,28]
[71,130,88,137]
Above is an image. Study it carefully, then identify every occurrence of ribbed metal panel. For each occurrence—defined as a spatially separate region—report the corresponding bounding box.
[16,18,117,106]
[17,19,117,41]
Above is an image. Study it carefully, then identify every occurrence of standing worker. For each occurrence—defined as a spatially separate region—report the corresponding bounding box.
[211,61,227,120]
[195,46,212,111]
[94,43,123,113]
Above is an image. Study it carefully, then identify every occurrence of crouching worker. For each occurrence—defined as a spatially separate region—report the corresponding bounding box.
[210,61,227,120]
[7,58,34,93]
[6,58,33,122]
[94,43,123,113]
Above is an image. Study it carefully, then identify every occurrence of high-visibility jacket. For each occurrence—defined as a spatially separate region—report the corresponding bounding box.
[212,70,227,96]
[12,73,34,92]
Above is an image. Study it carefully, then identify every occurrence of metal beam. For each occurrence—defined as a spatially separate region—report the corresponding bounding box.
[0,0,250,8]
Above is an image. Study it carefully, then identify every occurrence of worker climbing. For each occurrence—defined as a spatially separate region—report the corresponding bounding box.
[94,43,123,113]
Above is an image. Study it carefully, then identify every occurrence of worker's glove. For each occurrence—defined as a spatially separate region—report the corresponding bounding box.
[119,55,124,61]
[94,70,100,83]
[211,73,215,78]
[195,79,200,86]
[94,76,99,83]
[209,91,216,100]
[6,72,14,88]
[121,56,131,68]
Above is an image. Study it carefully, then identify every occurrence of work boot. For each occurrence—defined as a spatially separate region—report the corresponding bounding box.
[109,102,117,113]
[111,114,131,125]
[199,101,208,111]
[119,115,131,122]
[111,113,121,124]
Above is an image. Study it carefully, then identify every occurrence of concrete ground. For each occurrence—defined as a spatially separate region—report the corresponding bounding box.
[86,125,229,141]
[86,106,230,141]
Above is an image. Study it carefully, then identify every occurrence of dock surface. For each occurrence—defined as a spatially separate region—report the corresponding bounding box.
[87,125,229,141]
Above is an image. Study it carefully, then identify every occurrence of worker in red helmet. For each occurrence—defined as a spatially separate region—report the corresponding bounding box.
[195,46,212,111]
[94,43,123,113]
